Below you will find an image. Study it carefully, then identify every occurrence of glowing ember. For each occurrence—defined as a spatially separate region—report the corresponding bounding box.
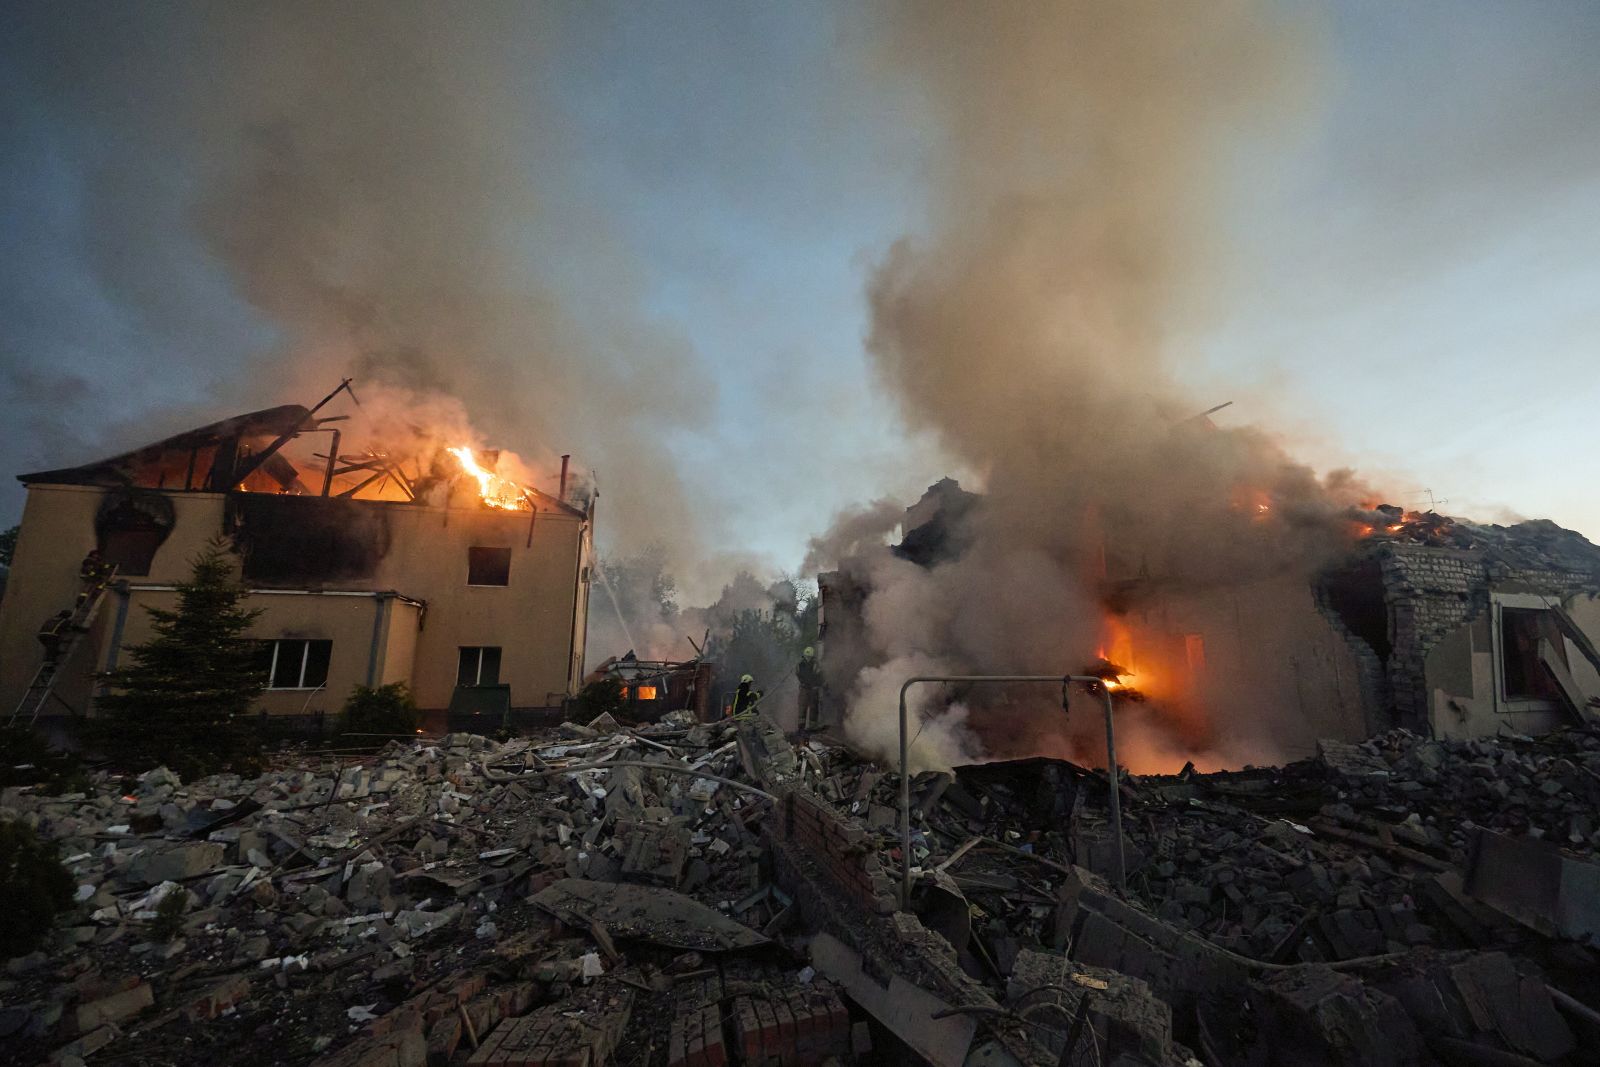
[448,446,531,510]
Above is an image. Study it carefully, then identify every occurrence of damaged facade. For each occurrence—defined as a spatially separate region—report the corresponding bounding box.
[0,400,595,731]
[822,481,1600,758]
[1317,512,1600,740]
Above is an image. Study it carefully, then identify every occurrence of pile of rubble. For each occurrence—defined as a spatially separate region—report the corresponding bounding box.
[790,725,1600,1064]
[5,711,1600,1066]
[1,714,867,1067]
[1368,506,1600,578]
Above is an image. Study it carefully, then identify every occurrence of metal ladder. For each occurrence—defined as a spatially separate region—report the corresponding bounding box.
[7,569,118,727]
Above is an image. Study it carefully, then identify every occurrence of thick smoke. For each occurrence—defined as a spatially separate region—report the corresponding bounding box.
[813,2,1382,772]
[0,2,705,559]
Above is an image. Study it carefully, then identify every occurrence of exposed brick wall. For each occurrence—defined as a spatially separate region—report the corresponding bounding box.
[1379,545,1485,729]
[766,786,896,915]
[1312,579,1391,735]
[1319,542,1597,735]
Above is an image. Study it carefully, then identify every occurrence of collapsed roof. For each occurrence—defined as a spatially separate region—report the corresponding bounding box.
[1358,506,1600,578]
[19,404,320,496]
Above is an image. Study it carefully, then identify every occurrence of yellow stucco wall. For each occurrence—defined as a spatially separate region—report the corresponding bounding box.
[0,483,592,719]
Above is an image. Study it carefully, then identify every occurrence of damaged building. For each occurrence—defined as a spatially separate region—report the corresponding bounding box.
[1318,511,1600,740]
[820,481,1600,761]
[0,393,595,733]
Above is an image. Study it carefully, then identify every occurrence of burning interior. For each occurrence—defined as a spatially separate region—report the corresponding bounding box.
[817,476,1600,776]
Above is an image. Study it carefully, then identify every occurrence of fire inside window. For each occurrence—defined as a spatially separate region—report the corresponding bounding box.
[618,685,658,700]
[458,646,502,687]
[256,639,332,690]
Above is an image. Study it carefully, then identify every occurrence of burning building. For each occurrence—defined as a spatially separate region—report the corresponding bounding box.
[0,386,595,733]
[818,480,1600,774]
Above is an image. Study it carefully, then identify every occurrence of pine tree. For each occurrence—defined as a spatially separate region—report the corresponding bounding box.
[95,537,265,777]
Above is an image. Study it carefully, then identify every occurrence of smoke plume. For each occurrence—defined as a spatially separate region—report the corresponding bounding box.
[813,2,1383,772]
[0,2,706,558]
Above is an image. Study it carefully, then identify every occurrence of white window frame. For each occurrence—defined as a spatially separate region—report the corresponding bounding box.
[457,646,503,687]
[1489,592,1563,714]
[264,639,331,691]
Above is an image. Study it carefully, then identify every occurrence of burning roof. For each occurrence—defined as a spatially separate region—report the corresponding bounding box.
[19,404,315,495]
[1354,505,1600,578]
[18,385,583,517]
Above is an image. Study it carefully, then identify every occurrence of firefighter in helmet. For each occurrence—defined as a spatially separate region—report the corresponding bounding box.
[730,673,762,717]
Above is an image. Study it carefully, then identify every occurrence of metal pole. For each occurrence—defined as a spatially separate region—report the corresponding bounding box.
[1099,683,1126,892]
[897,673,1126,910]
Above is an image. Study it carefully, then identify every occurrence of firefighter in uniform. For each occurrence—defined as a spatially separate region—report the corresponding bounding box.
[36,610,73,666]
[729,674,761,717]
[796,646,822,731]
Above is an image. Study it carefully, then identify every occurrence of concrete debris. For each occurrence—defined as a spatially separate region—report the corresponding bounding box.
[3,714,1598,1065]
[530,878,768,952]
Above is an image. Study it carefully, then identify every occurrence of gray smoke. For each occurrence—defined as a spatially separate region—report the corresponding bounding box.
[813,2,1384,772]
[0,2,707,557]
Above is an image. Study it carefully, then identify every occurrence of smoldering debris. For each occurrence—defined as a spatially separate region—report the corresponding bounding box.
[6,712,1599,1066]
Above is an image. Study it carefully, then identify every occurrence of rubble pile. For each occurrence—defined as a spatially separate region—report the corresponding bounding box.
[0,715,859,1067]
[1367,507,1600,577]
[1327,727,1600,853]
[792,727,1600,1064]
[4,711,1599,1066]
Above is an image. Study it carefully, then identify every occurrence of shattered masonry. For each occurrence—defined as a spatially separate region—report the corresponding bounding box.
[5,706,1600,1066]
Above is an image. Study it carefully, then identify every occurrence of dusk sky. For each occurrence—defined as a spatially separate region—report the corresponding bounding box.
[2,1,1597,594]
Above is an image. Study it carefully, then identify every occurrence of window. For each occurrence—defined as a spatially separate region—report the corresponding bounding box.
[467,547,512,586]
[95,491,175,577]
[458,646,502,687]
[256,639,333,690]
[1500,608,1565,702]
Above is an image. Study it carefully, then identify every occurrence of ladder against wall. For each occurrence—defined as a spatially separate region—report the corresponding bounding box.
[8,570,118,727]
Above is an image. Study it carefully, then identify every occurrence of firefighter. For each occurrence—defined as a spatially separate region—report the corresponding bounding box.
[36,610,72,666]
[729,674,761,717]
[796,646,822,731]
[79,548,112,585]
[77,548,112,606]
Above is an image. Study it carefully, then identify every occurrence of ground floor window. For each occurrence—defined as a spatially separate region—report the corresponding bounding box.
[256,639,333,690]
[458,646,503,686]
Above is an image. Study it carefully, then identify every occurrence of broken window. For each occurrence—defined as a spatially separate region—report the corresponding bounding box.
[458,646,502,687]
[1320,559,1391,660]
[258,639,333,690]
[1500,608,1566,702]
[95,490,175,577]
[467,547,512,586]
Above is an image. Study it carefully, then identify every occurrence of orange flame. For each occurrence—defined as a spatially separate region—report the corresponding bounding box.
[449,446,531,511]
